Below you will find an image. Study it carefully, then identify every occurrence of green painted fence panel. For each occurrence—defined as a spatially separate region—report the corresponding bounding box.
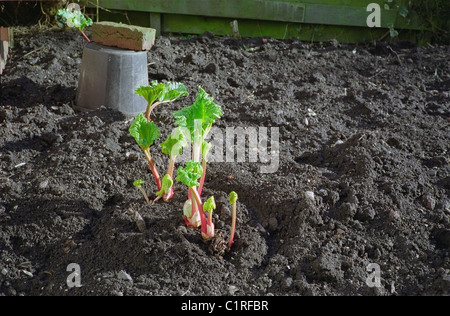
[86,0,427,43]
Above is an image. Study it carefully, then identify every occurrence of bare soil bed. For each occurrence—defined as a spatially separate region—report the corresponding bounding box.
[0,26,449,296]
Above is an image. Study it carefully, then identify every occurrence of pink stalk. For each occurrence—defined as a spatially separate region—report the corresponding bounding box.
[145,101,160,122]
[190,187,210,239]
[190,192,199,225]
[144,149,162,191]
[188,139,202,221]
[163,186,174,202]
[228,193,238,250]
[80,30,91,42]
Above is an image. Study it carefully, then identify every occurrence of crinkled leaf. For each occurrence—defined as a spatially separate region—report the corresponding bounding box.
[176,161,203,188]
[135,81,188,105]
[174,87,223,140]
[135,81,165,106]
[160,82,189,103]
[203,196,216,212]
[161,128,187,157]
[129,113,160,149]
[133,179,145,187]
[156,174,173,196]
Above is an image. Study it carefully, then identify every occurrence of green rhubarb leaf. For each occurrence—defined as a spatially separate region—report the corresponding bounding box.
[161,128,187,157]
[156,174,173,196]
[229,191,238,204]
[135,81,166,106]
[135,81,188,105]
[129,113,161,149]
[160,82,189,103]
[176,161,203,188]
[203,196,216,212]
[133,179,145,187]
[174,87,223,140]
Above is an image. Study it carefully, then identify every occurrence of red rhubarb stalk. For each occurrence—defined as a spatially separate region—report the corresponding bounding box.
[144,149,162,191]
[228,192,238,250]
[80,30,91,43]
[190,187,209,238]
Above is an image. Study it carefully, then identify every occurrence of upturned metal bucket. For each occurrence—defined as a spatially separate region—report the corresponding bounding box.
[76,42,148,116]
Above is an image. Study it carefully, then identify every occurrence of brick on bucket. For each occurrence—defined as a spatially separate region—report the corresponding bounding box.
[92,22,156,51]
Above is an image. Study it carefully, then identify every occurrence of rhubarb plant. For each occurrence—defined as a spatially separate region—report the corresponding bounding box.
[56,7,93,42]
[130,82,188,196]
[174,88,223,224]
[129,113,162,191]
[128,83,237,253]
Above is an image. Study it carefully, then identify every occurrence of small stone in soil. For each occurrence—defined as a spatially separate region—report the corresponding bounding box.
[422,194,436,210]
[228,285,239,295]
[127,209,146,233]
[305,191,315,201]
[118,270,133,282]
[388,210,401,222]
[39,179,49,190]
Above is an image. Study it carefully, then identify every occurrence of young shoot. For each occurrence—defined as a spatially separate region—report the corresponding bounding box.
[55,8,93,42]
[154,174,174,203]
[131,82,187,199]
[135,81,188,122]
[182,199,199,228]
[228,191,238,251]
[176,161,214,240]
[160,128,187,201]
[203,196,216,240]
[133,179,150,205]
[129,113,162,191]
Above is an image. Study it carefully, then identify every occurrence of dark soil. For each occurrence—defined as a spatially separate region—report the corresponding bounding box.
[1,26,449,296]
